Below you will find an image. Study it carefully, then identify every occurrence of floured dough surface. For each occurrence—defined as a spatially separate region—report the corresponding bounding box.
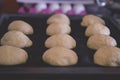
[94,46,120,67]
[87,34,117,50]
[1,31,32,48]
[46,23,71,36]
[42,47,78,66]
[0,45,28,65]
[45,34,76,49]
[85,23,110,37]
[8,20,34,35]
[47,13,70,25]
[81,15,105,26]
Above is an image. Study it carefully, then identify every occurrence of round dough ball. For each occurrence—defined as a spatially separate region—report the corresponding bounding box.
[8,20,34,35]
[85,23,110,37]
[87,34,117,50]
[45,34,76,49]
[47,13,70,25]
[94,46,120,66]
[46,23,71,36]
[1,31,32,48]
[0,45,28,65]
[81,15,105,26]
[42,47,78,66]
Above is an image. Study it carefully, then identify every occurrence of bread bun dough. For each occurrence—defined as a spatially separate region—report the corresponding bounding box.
[81,15,105,26]
[45,34,76,49]
[47,14,70,25]
[0,45,28,65]
[94,46,120,66]
[87,34,117,50]
[42,47,78,66]
[8,20,34,35]
[1,31,32,48]
[46,23,71,36]
[85,23,110,37]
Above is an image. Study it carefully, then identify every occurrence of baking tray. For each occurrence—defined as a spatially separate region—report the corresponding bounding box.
[0,14,120,79]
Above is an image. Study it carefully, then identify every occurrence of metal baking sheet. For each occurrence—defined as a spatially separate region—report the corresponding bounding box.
[0,14,120,79]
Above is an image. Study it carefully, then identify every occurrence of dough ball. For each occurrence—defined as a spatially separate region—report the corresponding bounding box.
[0,45,28,65]
[46,23,71,36]
[42,47,78,66]
[8,20,34,35]
[45,34,76,49]
[47,13,70,25]
[1,31,32,48]
[81,15,105,26]
[85,23,110,37]
[87,34,117,50]
[94,46,120,67]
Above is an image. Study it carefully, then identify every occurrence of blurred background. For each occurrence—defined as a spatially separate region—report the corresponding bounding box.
[0,0,120,16]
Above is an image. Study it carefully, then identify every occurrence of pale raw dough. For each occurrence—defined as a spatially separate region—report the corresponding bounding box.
[46,22,71,36]
[0,45,28,65]
[81,15,105,26]
[1,31,32,48]
[87,34,117,50]
[85,23,110,37]
[8,20,34,35]
[94,46,120,67]
[45,34,76,49]
[42,47,78,66]
[47,13,70,25]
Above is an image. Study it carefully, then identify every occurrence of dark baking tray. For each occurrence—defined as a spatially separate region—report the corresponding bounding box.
[0,14,120,79]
